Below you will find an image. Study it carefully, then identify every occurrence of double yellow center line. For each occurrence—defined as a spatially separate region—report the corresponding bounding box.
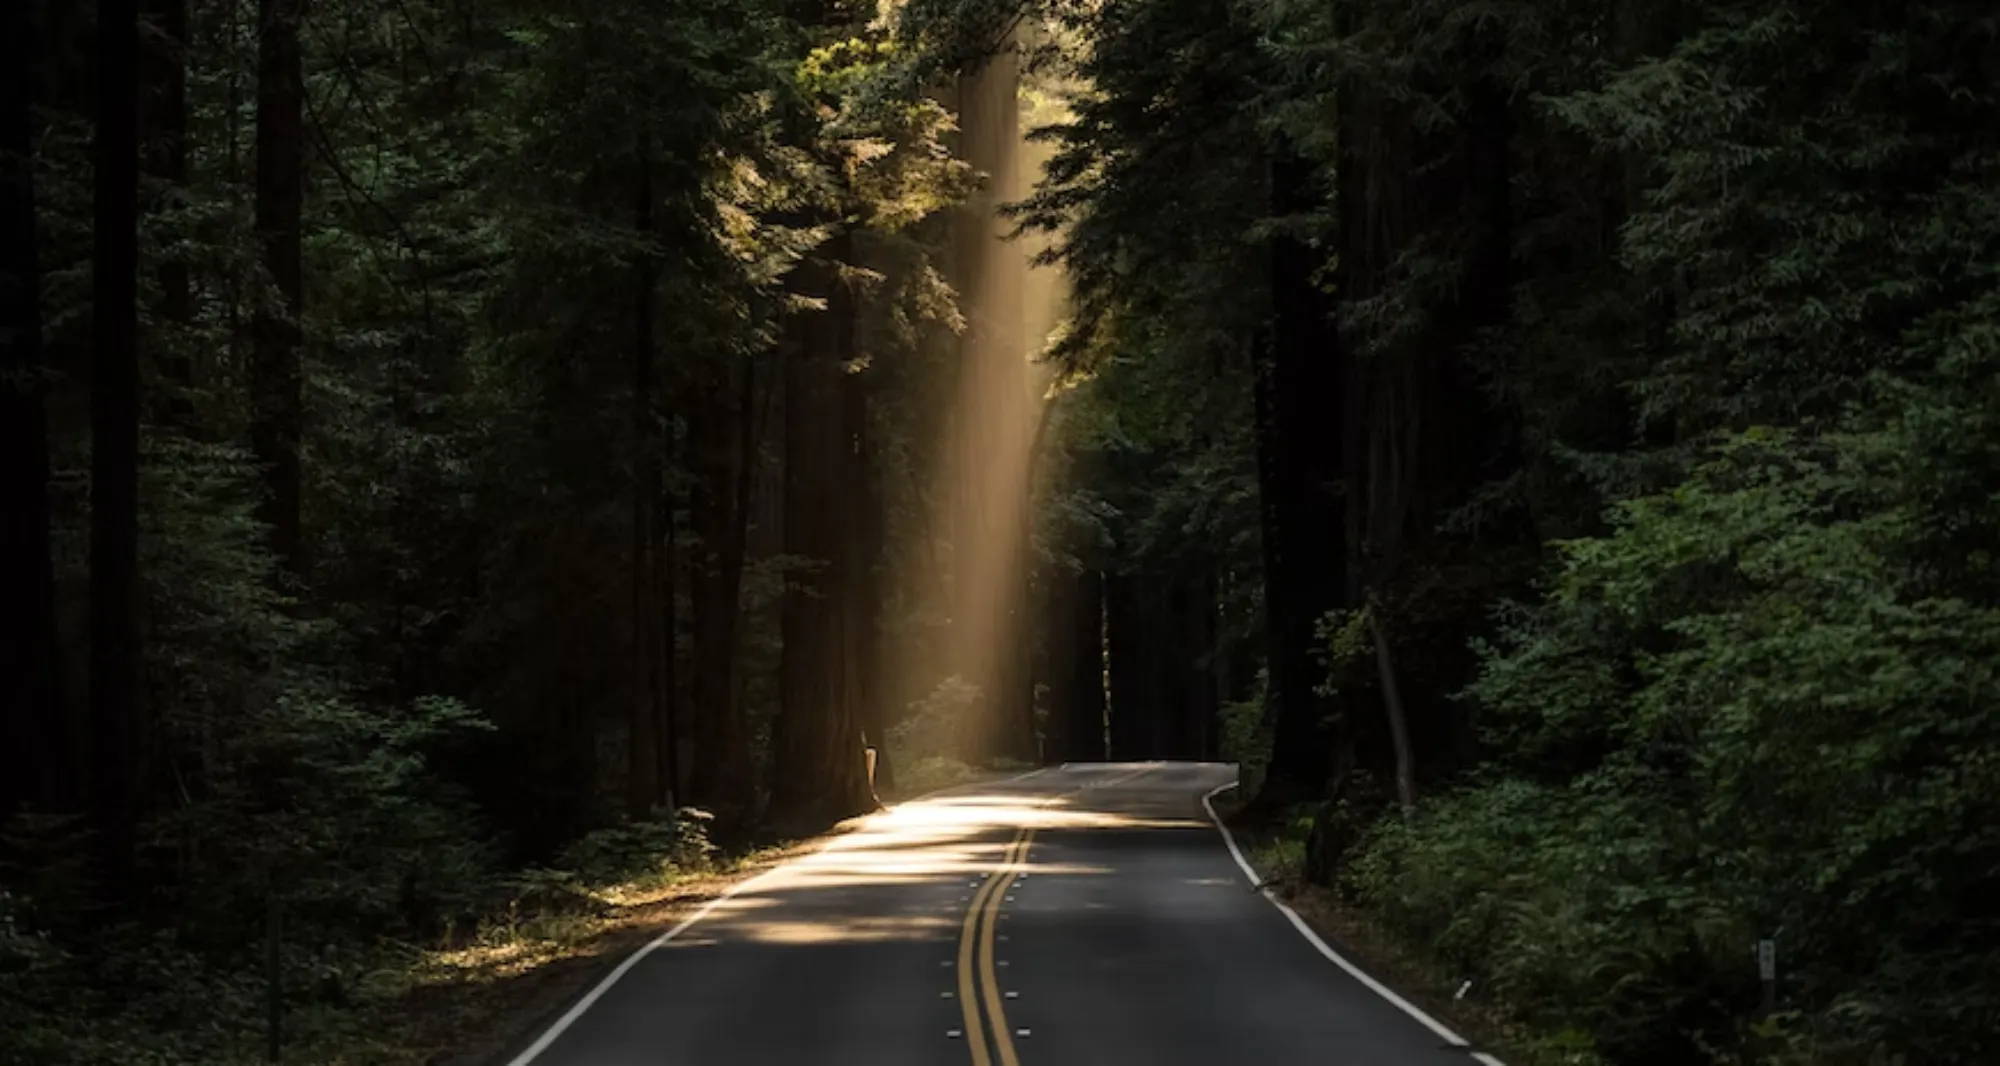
[950,764,1163,1064]
[957,826,1035,1066]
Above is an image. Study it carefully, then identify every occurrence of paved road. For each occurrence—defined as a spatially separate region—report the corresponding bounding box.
[505,762,1490,1066]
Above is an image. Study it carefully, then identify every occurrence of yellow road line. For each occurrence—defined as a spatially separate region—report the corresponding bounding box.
[958,763,1162,1064]
[980,828,1034,1066]
[958,829,1027,1066]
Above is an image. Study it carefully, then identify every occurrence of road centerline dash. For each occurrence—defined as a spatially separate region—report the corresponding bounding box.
[957,828,1027,1065]
[980,828,1035,1066]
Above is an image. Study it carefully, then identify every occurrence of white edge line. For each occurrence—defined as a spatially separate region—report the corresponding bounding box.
[506,763,1057,1065]
[1202,779,1507,1066]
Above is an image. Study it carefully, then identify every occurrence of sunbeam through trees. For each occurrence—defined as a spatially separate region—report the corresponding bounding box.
[4,0,2000,1063]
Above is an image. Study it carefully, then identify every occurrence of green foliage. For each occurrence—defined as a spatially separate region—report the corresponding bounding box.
[1019,0,2000,1061]
[1247,806,1314,888]
[890,675,986,763]
[1218,669,1273,797]
[892,756,987,797]
[1358,343,2000,1060]
[493,809,719,941]
[551,810,718,890]
[16,0,2000,1059]
[1312,606,1372,696]
[14,0,985,1058]
[1449,416,2000,1057]
[1343,779,1747,1064]
[159,692,495,933]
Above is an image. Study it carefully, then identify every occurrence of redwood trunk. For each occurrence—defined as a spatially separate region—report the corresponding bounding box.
[91,0,144,885]
[626,145,662,817]
[2,0,64,814]
[687,359,754,815]
[773,236,872,826]
[1247,148,1346,810]
[141,0,191,419]
[844,363,892,793]
[252,0,303,570]
[1058,568,1106,762]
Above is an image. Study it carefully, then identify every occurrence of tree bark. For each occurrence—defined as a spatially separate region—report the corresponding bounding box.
[1368,601,1416,820]
[844,361,892,794]
[1065,569,1106,762]
[1177,562,1221,761]
[1249,136,1346,810]
[660,481,680,811]
[141,0,191,421]
[1105,572,1166,760]
[687,357,754,816]
[253,0,304,571]
[1040,563,1107,764]
[773,235,872,827]
[2,0,64,816]
[626,142,662,817]
[92,0,144,886]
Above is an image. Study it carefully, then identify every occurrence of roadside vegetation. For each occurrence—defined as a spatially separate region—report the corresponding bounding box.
[2,807,722,1064]
[1076,0,2000,1060]
[8,0,1998,1062]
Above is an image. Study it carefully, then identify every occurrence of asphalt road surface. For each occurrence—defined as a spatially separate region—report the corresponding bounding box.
[503,762,1497,1066]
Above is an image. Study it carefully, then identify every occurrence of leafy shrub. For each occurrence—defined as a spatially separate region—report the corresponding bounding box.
[889,675,984,763]
[1218,669,1272,797]
[552,809,717,889]
[1353,373,2000,1062]
[893,756,983,797]
[150,692,498,952]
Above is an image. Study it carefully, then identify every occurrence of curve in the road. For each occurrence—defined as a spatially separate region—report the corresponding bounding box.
[1203,782,1507,1066]
[492,762,1509,1066]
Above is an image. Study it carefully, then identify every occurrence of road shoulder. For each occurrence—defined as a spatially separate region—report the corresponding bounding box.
[411,831,835,1066]
[451,766,1047,1066]
[1205,787,1536,1066]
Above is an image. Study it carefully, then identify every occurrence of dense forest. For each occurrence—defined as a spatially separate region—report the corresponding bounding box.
[4,0,1998,1062]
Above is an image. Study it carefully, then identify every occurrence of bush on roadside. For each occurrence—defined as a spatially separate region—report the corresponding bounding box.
[553,809,717,889]
[889,676,985,765]
[891,756,983,797]
[1337,394,2000,1064]
[1218,669,1272,798]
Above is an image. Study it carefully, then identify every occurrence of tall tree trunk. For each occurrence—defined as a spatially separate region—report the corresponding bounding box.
[1043,441,1107,766]
[1249,136,1346,810]
[626,143,662,817]
[1011,397,1058,764]
[1062,568,1106,762]
[1174,562,1221,761]
[1105,572,1166,760]
[1367,600,1416,819]
[1039,564,1098,765]
[844,362,892,794]
[773,235,871,827]
[253,0,303,571]
[659,439,680,810]
[687,358,754,816]
[1438,73,1515,772]
[2,0,64,816]
[141,0,190,421]
[92,0,143,886]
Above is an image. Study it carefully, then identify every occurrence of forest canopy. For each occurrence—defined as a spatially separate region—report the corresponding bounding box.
[4,0,1998,1063]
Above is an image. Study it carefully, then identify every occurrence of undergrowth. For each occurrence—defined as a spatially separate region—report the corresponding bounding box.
[0,809,724,1066]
